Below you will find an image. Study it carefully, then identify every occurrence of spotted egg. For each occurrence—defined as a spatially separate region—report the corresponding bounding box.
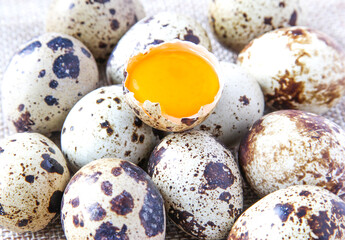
[228,185,345,239]
[239,110,345,199]
[1,32,99,135]
[148,130,243,239]
[238,26,345,114]
[0,133,70,233]
[61,158,165,239]
[45,0,145,62]
[194,62,264,147]
[61,85,159,172]
[106,12,212,85]
[209,0,301,52]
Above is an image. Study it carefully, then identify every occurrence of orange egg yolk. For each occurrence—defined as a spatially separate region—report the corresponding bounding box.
[125,42,219,118]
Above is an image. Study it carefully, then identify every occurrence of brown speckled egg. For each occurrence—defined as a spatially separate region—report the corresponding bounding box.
[194,62,264,147]
[209,0,301,52]
[1,33,99,135]
[61,85,159,172]
[238,27,345,114]
[45,0,145,62]
[61,158,165,239]
[228,185,345,240]
[106,12,212,84]
[239,110,345,199]
[148,130,243,239]
[0,133,70,233]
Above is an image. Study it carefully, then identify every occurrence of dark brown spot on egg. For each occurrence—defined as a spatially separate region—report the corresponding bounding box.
[114,97,121,104]
[101,181,113,196]
[0,147,4,154]
[184,29,200,44]
[139,181,165,237]
[13,111,35,132]
[148,146,166,176]
[17,219,28,227]
[38,69,46,78]
[288,10,298,26]
[274,203,294,222]
[264,17,272,25]
[239,95,250,105]
[88,171,102,183]
[219,192,231,203]
[100,120,114,136]
[139,135,145,143]
[47,37,74,52]
[110,190,134,215]
[48,147,55,154]
[99,42,107,48]
[169,207,206,238]
[94,0,110,3]
[88,203,106,221]
[0,204,6,215]
[109,8,115,15]
[44,95,59,106]
[40,153,64,174]
[110,19,120,31]
[49,80,58,89]
[95,222,129,240]
[18,104,24,112]
[131,133,138,142]
[299,190,311,196]
[124,150,131,156]
[71,197,79,208]
[181,117,198,126]
[297,206,309,218]
[308,210,337,239]
[25,175,35,183]
[48,190,63,213]
[97,98,104,104]
[73,215,80,227]
[134,117,142,128]
[331,199,345,219]
[199,162,234,192]
[120,161,147,183]
[112,167,122,176]
[53,53,80,79]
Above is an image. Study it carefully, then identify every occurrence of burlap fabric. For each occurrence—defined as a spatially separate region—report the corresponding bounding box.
[0,0,344,239]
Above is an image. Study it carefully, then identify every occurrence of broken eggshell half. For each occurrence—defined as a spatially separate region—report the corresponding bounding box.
[123,40,223,132]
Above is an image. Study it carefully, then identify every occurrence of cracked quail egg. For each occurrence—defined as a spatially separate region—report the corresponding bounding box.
[238,26,345,114]
[1,32,99,135]
[228,185,345,239]
[123,40,223,132]
[0,132,70,233]
[61,85,158,172]
[61,158,165,239]
[46,0,145,62]
[239,110,345,199]
[195,62,264,147]
[106,12,212,85]
[209,0,301,52]
[148,130,243,239]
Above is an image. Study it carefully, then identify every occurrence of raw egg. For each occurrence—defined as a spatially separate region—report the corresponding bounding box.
[123,40,223,132]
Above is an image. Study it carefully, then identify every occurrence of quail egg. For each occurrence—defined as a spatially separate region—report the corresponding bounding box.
[194,62,264,147]
[123,40,223,132]
[0,132,70,233]
[228,185,345,239]
[209,0,301,52]
[61,85,158,172]
[1,32,99,135]
[106,12,212,85]
[239,110,345,199]
[46,0,145,62]
[238,27,345,114]
[148,130,243,239]
[61,158,165,239]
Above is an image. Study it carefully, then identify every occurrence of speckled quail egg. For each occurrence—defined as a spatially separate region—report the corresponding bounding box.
[238,27,345,114]
[46,0,145,62]
[194,62,264,147]
[209,0,301,52]
[1,32,99,135]
[123,40,223,132]
[148,130,243,239]
[239,110,345,199]
[61,158,165,239]
[0,132,70,233]
[228,185,345,239]
[106,12,212,85]
[61,85,159,172]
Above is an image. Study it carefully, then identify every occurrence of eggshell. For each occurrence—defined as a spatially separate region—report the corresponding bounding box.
[61,85,158,172]
[1,32,99,135]
[239,110,345,199]
[45,0,145,62]
[148,130,243,239]
[123,40,223,133]
[194,62,264,147]
[106,12,212,85]
[209,0,301,52]
[0,133,70,233]
[61,158,165,239]
[238,26,345,114]
[228,185,345,240]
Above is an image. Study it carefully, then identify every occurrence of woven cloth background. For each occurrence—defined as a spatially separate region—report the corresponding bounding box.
[0,0,344,239]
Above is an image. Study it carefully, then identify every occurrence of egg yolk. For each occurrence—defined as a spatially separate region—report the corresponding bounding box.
[125,42,219,118]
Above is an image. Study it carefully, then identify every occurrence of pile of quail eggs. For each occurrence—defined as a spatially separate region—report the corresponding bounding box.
[1,0,345,239]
